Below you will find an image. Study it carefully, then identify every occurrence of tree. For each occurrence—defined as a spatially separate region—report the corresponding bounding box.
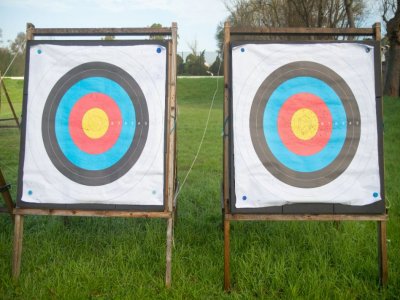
[209,55,224,76]
[0,48,12,75]
[215,22,224,54]
[1,32,26,76]
[101,35,115,40]
[184,51,209,75]
[10,32,26,54]
[176,54,185,75]
[224,0,365,27]
[183,41,209,75]
[344,0,356,28]
[217,0,366,52]
[149,23,164,40]
[382,0,400,96]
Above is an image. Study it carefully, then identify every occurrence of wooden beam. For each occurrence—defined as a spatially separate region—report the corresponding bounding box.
[0,80,20,129]
[223,22,231,215]
[223,22,232,293]
[0,207,10,213]
[0,168,15,219]
[26,23,35,41]
[166,22,178,213]
[373,22,381,42]
[224,219,231,291]
[165,217,173,288]
[226,214,388,221]
[13,208,171,218]
[31,27,173,37]
[12,214,24,279]
[377,221,388,287]
[230,26,374,36]
[165,21,177,289]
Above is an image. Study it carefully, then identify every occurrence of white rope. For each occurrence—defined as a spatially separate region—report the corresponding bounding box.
[0,39,26,85]
[173,52,223,202]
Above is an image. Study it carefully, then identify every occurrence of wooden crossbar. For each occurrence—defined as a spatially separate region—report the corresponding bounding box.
[230,26,374,36]
[0,75,20,129]
[29,25,173,37]
[13,208,172,218]
[0,118,18,122]
[226,213,388,221]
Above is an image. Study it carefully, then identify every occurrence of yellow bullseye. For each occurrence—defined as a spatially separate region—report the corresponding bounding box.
[291,108,319,140]
[82,108,109,139]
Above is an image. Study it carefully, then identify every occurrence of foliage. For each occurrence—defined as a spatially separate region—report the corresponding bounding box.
[0,48,13,76]
[177,54,185,75]
[215,22,224,55]
[224,0,365,27]
[10,32,26,54]
[216,0,367,52]
[0,32,26,76]
[184,51,209,75]
[177,40,211,76]
[101,35,115,41]
[150,23,165,41]
[209,55,223,76]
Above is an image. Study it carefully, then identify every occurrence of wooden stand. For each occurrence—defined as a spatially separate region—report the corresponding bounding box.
[0,168,15,219]
[222,22,388,290]
[12,22,178,288]
[0,71,20,129]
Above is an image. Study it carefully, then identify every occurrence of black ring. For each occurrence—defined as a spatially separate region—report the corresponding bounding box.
[249,61,361,188]
[42,62,149,186]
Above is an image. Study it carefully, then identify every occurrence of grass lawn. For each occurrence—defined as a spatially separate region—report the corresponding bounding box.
[0,77,399,299]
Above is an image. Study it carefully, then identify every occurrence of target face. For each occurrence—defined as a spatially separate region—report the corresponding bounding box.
[42,62,149,186]
[250,61,360,188]
[231,43,383,209]
[18,41,167,208]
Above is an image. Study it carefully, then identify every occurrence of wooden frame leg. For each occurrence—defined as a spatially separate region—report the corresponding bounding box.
[12,214,24,280]
[1,79,20,128]
[0,169,15,220]
[377,221,388,287]
[224,219,230,291]
[165,216,173,288]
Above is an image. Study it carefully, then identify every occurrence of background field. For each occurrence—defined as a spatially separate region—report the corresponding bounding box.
[0,77,399,299]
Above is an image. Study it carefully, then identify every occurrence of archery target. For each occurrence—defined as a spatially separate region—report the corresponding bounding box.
[19,41,167,207]
[250,61,361,188]
[232,43,382,208]
[42,62,149,186]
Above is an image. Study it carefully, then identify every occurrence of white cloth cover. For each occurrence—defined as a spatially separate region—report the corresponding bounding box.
[21,43,166,206]
[232,43,381,208]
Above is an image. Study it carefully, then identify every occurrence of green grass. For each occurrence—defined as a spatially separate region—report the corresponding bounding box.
[0,78,399,299]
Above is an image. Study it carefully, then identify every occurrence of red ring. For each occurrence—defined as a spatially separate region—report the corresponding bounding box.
[69,93,122,154]
[277,93,332,156]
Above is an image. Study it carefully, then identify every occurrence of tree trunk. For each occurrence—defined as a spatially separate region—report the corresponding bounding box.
[384,44,400,97]
[384,1,400,97]
[344,0,356,28]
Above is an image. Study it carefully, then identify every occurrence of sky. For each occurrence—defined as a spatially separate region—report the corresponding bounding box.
[0,0,385,53]
[0,0,229,52]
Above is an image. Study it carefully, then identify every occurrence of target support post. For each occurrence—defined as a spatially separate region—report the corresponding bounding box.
[222,23,388,291]
[12,22,178,288]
